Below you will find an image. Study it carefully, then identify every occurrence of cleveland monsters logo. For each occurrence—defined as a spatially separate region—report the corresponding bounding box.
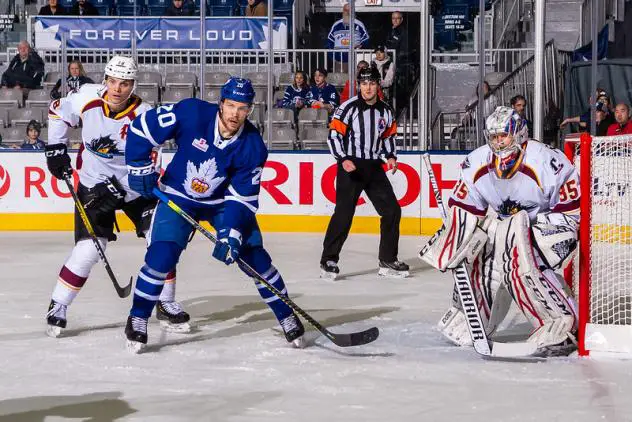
[86,135,123,159]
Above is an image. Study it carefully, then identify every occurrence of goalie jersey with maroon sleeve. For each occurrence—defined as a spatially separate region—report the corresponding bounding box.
[448,140,580,221]
[47,83,152,199]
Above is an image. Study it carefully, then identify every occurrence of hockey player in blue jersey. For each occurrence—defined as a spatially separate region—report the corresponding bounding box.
[124,77,305,352]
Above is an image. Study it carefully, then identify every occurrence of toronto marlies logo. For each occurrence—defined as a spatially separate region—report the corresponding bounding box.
[183,158,226,199]
[86,135,123,159]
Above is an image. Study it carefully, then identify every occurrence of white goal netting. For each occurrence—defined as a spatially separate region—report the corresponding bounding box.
[571,135,632,328]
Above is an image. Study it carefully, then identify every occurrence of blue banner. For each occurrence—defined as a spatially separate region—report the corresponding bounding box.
[34,17,287,50]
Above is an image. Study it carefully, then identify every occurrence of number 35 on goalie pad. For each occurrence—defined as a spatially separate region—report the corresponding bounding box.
[419,207,487,271]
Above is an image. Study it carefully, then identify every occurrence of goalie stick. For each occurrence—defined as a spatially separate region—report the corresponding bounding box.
[153,188,379,348]
[64,176,132,298]
[422,154,538,358]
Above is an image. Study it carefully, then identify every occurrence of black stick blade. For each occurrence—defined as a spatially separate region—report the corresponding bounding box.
[114,276,133,298]
[328,326,379,347]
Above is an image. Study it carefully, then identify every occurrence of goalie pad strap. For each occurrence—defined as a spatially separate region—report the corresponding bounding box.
[419,207,488,271]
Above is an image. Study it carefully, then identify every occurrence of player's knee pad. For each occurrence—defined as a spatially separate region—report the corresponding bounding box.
[493,210,577,330]
[419,206,488,271]
[531,212,578,270]
[65,238,107,277]
[145,241,183,273]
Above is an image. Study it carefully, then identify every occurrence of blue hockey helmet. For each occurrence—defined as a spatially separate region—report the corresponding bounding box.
[220,77,256,105]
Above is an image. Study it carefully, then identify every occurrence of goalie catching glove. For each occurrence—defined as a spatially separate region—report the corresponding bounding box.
[530,212,578,270]
[419,206,488,271]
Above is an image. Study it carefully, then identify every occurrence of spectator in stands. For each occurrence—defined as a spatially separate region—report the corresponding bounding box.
[371,45,394,102]
[281,71,310,120]
[70,0,99,16]
[20,120,45,150]
[327,3,370,73]
[340,61,384,103]
[560,88,610,131]
[385,12,409,67]
[39,0,68,15]
[165,0,195,16]
[510,94,530,134]
[307,68,339,115]
[607,103,632,136]
[50,60,94,100]
[1,40,45,91]
[245,0,266,16]
[464,81,498,119]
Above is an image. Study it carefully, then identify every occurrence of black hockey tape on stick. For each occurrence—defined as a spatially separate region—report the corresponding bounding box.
[153,188,379,348]
[64,176,132,298]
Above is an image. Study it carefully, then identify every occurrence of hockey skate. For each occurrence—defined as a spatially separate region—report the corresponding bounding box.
[378,260,410,278]
[45,300,67,338]
[279,313,306,349]
[125,315,148,354]
[320,261,340,280]
[156,301,192,333]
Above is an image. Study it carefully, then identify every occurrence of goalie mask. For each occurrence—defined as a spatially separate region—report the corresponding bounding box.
[485,106,527,177]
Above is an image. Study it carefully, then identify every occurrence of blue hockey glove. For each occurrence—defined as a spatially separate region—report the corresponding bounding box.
[212,229,242,265]
[127,160,159,199]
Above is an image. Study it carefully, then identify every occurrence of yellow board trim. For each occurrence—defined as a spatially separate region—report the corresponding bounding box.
[0,213,444,236]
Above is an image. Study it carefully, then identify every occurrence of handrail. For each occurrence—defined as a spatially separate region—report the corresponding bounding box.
[493,0,523,49]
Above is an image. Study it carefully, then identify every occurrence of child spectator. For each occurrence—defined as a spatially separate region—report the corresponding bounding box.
[307,68,339,115]
[21,120,46,150]
[50,60,94,100]
[281,71,310,120]
[371,45,395,101]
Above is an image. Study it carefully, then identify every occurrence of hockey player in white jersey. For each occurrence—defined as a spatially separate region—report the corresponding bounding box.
[419,106,579,355]
[43,56,189,337]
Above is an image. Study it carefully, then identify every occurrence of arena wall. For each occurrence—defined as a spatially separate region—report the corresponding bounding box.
[0,151,466,235]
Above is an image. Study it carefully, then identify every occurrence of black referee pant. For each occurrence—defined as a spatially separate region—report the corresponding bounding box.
[321,159,401,265]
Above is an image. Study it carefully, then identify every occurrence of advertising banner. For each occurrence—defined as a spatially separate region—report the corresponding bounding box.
[34,16,288,50]
[0,152,466,233]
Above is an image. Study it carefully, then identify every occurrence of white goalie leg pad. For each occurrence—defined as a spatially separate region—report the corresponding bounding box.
[494,210,577,348]
[531,212,578,270]
[419,206,488,271]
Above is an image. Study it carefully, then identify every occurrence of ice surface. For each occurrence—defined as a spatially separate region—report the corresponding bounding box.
[1,232,632,422]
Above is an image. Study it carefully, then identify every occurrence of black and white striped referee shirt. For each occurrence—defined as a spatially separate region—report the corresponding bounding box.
[328,96,397,161]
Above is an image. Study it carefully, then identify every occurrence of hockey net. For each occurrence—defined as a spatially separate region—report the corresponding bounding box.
[564,133,632,357]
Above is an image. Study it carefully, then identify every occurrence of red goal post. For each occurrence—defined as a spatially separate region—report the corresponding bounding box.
[564,133,632,357]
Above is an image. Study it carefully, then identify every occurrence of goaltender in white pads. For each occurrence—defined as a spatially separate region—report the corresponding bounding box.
[419,106,580,354]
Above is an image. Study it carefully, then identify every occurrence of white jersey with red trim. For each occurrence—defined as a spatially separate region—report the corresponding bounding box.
[47,83,152,199]
[448,140,580,221]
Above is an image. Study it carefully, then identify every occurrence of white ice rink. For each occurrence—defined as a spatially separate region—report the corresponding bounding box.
[1,231,632,422]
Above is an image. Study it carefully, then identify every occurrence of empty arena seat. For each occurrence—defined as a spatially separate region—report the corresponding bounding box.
[135,87,160,106]
[267,126,297,150]
[87,71,104,83]
[297,108,328,132]
[202,88,221,104]
[326,72,348,89]
[11,108,44,127]
[299,126,329,150]
[204,72,231,88]
[162,88,193,104]
[0,88,22,108]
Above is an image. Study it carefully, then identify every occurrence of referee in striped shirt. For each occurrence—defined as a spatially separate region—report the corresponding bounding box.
[320,67,409,279]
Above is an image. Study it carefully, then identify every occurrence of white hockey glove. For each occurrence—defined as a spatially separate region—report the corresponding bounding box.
[530,212,578,270]
[419,206,488,271]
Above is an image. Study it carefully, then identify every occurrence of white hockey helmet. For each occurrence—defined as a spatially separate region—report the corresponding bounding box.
[104,55,138,81]
[485,106,527,173]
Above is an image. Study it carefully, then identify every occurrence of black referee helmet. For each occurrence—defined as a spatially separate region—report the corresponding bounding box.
[357,66,381,84]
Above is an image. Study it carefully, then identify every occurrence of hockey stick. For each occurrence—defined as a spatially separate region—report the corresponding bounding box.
[153,188,379,348]
[422,154,538,358]
[64,176,132,298]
